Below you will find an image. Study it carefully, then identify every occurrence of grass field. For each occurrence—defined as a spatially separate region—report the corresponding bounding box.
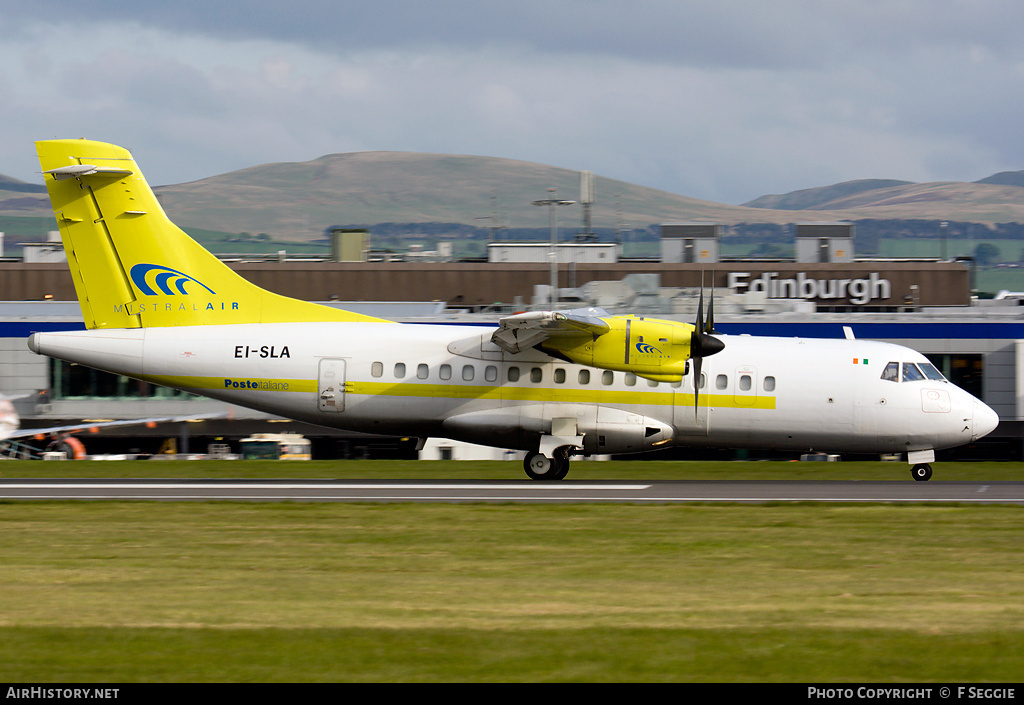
[1,460,1022,682]
[1,458,1022,481]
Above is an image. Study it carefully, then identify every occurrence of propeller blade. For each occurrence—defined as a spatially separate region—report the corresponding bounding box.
[690,276,724,416]
[693,279,705,415]
[693,355,702,417]
[696,284,705,337]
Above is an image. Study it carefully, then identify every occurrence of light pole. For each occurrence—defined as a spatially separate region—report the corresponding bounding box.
[532,188,576,307]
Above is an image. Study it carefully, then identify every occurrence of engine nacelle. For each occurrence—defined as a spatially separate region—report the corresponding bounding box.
[541,316,696,382]
[440,404,674,455]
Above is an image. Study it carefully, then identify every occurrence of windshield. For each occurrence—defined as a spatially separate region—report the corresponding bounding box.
[902,362,925,382]
[881,360,948,383]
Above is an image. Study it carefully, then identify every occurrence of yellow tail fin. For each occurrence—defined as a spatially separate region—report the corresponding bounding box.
[36,139,388,329]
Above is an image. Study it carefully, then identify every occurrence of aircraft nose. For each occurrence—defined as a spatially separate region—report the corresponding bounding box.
[972,400,999,441]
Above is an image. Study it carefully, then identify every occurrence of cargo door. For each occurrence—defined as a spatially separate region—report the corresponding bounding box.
[318,358,348,412]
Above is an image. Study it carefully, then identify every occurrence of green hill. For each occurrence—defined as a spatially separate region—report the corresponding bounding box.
[6,155,1024,244]
[742,179,913,210]
[976,171,1024,188]
[152,151,811,241]
[0,174,45,194]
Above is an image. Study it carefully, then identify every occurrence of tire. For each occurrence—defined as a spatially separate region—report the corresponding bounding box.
[524,451,564,481]
[911,463,933,481]
[550,446,572,480]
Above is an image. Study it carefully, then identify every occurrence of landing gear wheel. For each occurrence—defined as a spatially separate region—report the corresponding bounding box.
[550,446,572,481]
[524,451,566,481]
[911,463,933,481]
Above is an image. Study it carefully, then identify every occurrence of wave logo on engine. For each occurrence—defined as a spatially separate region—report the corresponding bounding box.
[635,341,663,356]
[130,263,216,296]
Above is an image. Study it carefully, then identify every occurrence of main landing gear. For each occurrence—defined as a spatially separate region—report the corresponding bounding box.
[911,463,933,481]
[524,447,574,481]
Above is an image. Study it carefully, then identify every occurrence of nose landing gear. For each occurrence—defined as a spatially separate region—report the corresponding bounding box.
[907,449,935,482]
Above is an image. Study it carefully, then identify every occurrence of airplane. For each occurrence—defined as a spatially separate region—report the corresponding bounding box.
[0,391,225,458]
[27,139,998,481]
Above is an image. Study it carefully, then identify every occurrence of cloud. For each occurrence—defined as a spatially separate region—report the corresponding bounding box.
[3,2,1024,205]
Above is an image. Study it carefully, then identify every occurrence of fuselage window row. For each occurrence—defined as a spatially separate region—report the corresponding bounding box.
[369,362,777,394]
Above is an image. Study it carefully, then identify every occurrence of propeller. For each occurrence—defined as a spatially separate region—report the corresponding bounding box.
[691,277,725,415]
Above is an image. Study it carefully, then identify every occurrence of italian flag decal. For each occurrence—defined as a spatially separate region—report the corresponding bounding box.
[853,358,869,364]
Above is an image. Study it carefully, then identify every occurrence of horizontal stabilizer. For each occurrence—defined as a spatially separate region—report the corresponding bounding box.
[44,164,134,180]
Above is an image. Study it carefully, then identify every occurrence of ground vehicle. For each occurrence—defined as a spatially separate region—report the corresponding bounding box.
[239,433,311,460]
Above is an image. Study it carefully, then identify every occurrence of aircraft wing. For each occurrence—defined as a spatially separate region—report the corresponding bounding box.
[491,307,612,354]
[3,412,227,441]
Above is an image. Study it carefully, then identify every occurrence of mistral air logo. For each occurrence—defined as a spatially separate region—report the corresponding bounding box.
[130,263,216,296]
[117,263,237,316]
[635,342,663,356]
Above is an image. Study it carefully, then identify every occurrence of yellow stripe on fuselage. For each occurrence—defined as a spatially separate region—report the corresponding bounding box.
[354,381,777,409]
[146,375,777,410]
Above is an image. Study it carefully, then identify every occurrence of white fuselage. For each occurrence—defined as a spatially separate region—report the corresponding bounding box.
[28,322,998,457]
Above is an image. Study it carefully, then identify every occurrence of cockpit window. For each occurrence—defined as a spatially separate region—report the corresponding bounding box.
[882,360,948,383]
[902,363,925,382]
[918,362,946,381]
[881,361,899,382]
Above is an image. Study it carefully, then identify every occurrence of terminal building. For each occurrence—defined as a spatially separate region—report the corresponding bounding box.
[1,222,1022,460]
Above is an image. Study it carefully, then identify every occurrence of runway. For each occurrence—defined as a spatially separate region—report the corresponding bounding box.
[2,479,1024,503]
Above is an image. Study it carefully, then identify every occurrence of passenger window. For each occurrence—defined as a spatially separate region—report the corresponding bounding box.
[554,368,566,384]
[417,363,429,379]
[699,373,706,389]
[462,365,474,381]
[579,369,591,385]
[508,366,520,382]
[439,364,452,381]
[530,367,543,383]
[739,375,751,391]
[602,370,614,385]
[647,379,659,388]
[371,361,383,378]
[881,362,899,382]
[903,363,925,382]
[763,376,776,392]
[624,373,637,387]
[485,365,498,382]
[716,374,728,390]
[394,363,406,379]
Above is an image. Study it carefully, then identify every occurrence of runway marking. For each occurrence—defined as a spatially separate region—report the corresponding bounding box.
[2,482,1022,503]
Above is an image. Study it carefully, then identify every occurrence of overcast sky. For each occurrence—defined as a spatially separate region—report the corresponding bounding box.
[3,1,1024,204]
